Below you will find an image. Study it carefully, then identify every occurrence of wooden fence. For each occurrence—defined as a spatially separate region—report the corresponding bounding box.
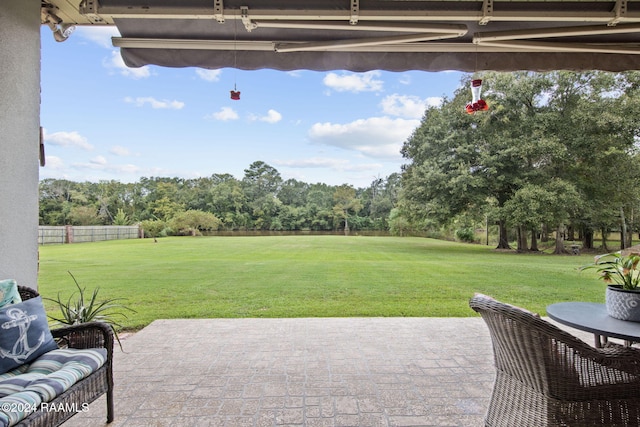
[38,225,141,245]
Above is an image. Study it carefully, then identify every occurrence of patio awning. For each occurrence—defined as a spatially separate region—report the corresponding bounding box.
[43,0,640,72]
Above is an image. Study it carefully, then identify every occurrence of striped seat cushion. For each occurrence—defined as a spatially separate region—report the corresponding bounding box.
[0,391,41,427]
[0,348,107,427]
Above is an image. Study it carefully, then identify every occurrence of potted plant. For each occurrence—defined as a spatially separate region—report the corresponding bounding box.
[45,271,135,350]
[580,252,640,321]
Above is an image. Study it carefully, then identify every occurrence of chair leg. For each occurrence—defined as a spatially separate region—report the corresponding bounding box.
[106,369,114,423]
[106,385,114,423]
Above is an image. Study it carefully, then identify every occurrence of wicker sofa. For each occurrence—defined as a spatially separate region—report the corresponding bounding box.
[470,293,640,427]
[8,286,114,427]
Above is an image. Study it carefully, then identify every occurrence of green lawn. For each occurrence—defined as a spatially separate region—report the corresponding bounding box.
[37,236,605,330]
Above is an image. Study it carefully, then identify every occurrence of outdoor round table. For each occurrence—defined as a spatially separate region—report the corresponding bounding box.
[546,302,640,348]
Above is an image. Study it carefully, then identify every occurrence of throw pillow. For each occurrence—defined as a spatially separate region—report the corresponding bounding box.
[0,297,57,374]
[0,280,21,309]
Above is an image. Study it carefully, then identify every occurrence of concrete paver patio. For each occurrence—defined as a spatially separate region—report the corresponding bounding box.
[62,317,594,427]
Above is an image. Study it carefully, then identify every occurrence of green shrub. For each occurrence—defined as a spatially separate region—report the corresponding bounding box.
[455,227,475,243]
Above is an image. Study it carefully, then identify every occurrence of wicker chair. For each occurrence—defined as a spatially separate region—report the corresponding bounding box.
[470,293,640,427]
[15,286,114,426]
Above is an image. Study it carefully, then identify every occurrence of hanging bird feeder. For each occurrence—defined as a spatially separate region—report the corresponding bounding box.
[229,17,241,101]
[465,79,489,114]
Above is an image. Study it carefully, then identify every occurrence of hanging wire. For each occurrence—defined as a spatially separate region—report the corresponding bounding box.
[474,38,479,74]
[229,10,240,99]
[233,12,238,92]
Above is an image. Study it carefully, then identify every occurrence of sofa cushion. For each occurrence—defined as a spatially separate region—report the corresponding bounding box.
[0,390,42,427]
[0,348,107,427]
[0,298,58,375]
[27,348,107,376]
[0,281,21,309]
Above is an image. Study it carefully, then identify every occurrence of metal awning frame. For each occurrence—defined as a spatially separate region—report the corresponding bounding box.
[78,0,639,24]
[73,1,640,56]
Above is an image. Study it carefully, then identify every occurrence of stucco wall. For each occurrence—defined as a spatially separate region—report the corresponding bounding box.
[0,0,41,289]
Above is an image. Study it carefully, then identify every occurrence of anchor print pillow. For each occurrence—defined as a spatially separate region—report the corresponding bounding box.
[0,297,57,374]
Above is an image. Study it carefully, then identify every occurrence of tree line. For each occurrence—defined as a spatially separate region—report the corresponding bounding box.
[399,71,640,253]
[39,161,401,236]
[40,71,640,252]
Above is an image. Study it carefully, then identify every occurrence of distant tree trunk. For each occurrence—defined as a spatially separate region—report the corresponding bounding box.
[516,226,528,252]
[530,228,539,252]
[485,216,489,246]
[601,227,610,252]
[496,219,511,250]
[540,224,549,242]
[582,227,594,250]
[344,216,349,236]
[630,208,635,247]
[621,206,628,250]
[626,209,634,248]
[553,224,567,254]
[567,225,576,241]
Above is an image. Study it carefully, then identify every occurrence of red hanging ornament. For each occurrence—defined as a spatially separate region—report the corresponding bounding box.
[230,90,241,100]
[465,79,489,114]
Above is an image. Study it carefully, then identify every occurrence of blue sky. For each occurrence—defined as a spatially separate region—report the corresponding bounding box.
[40,26,466,188]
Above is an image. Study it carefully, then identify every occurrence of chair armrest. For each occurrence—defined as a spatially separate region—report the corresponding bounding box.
[542,339,640,395]
[596,342,640,375]
[51,321,114,353]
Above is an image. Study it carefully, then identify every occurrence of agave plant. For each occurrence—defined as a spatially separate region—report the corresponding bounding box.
[45,271,135,350]
[580,252,640,290]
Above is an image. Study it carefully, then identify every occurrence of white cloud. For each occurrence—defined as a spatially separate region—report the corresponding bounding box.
[341,162,385,172]
[323,71,384,93]
[308,116,419,159]
[109,145,130,156]
[398,74,412,85]
[250,109,283,124]
[426,97,444,108]
[90,155,107,165]
[115,164,142,174]
[72,160,142,175]
[263,110,283,123]
[273,158,350,169]
[44,130,93,151]
[209,107,239,121]
[72,161,104,171]
[273,157,383,173]
[106,51,151,79]
[196,69,223,82]
[124,96,185,109]
[44,156,64,170]
[74,26,121,49]
[380,94,442,119]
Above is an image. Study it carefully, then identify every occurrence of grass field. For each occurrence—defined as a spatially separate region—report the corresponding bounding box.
[37,236,606,330]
